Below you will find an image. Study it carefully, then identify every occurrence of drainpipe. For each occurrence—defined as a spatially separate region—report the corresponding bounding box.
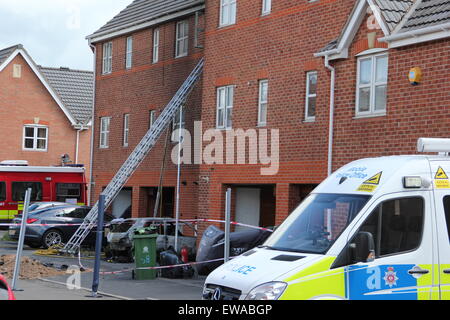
[88,41,97,206]
[325,55,335,177]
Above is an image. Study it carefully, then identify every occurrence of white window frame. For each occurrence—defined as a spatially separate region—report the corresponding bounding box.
[216,85,234,130]
[99,117,111,149]
[149,110,156,128]
[220,0,237,27]
[356,52,388,117]
[262,0,271,15]
[123,114,130,147]
[305,71,318,121]
[102,42,113,75]
[172,107,186,142]
[175,21,189,58]
[153,28,160,63]
[23,125,48,152]
[125,36,133,69]
[258,80,268,127]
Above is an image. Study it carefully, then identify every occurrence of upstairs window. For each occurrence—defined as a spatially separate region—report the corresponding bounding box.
[220,0,237,27]
[102,42,113,74]
[149,110,156,128]
[175,21,189,58]
[23,125,48,152]
[262,0,271,15]
[258,80,268,126]
[100,117,111,149]
[123,114,130,147]
[125,36,133,69]
[217,86,234,129]
[356,52,388,116]
[153,28,160,63]
[305,71,318,121]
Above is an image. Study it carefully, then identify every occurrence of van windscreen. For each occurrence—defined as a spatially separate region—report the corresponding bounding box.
[265,194,371,254]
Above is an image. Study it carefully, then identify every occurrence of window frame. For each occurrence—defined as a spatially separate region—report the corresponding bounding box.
[175,20,189,58]
[216,85,234,130]
[23,125,48,152]
[123,114,130,147]
[258,80,269,127]
[99,117,111,149]
[102,42,113,75]
[355,52,388,117]
[153,28,160,63]
[305,71,318,122]
[220,0,237,27]
[125,36,133,69]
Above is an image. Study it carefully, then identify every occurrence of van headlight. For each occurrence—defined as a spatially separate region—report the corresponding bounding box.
[245,282,287,300]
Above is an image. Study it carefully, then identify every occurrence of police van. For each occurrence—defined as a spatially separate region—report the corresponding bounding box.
[203,138,450,300]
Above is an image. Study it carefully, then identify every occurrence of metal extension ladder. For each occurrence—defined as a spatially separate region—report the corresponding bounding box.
[62,58,205,254]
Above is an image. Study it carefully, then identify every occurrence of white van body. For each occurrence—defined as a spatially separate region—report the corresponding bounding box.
[204,142,450,300]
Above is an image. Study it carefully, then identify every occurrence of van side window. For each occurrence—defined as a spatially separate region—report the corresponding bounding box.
[12,182,43,201]
[0,182,5,201]
[358,197,424,257]
[56,183,82,202]
[443,196,450,243]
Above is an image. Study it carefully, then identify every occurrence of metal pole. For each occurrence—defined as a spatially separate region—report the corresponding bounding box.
[224,188,232,263]
[12,188,32,291]
[175,107,183,253]
[92,194,105,297]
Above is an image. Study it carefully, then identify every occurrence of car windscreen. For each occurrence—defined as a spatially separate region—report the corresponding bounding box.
[265,194,371,254]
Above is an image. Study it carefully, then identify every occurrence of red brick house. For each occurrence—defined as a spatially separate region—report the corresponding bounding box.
[89,0,450,230]
[0,44,93,182]
[87,0,205,218]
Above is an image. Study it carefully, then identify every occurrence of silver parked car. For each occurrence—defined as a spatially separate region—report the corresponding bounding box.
[106,218,197,262]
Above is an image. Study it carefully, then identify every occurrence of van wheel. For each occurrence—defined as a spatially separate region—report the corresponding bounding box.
[42,230,63,249]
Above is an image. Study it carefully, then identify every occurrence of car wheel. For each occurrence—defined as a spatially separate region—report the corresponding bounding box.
[42,230,64,248]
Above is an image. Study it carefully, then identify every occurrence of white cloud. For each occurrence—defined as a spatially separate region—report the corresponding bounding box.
[0,0,132,70]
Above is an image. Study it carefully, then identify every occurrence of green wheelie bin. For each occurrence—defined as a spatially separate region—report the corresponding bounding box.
[133,230,158,280]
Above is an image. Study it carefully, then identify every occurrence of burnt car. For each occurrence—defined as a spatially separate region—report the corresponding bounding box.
[9,205,114,249]
[106,218,197,263]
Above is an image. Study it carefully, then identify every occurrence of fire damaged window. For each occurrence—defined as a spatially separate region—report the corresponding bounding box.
[0,182,5,202]
[12,182,42,202]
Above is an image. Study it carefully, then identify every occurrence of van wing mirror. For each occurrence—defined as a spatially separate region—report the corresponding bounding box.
[350,232,375,264]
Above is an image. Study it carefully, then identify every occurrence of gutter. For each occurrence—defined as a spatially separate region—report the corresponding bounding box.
[379,22,450,46]
[324,56,336,177]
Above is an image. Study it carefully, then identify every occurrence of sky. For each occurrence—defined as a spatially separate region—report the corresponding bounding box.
[0,0,132,71]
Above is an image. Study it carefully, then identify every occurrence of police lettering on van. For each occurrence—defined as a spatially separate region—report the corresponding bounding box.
[203,138,450,300]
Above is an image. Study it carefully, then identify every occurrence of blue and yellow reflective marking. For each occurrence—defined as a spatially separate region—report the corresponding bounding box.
[280,258,437,300]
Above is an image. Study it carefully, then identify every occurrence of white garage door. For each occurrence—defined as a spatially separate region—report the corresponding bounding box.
[235,188,261,231]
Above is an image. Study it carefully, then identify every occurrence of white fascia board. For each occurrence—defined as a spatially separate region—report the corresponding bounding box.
[384,29,450,48]
[87,5,205,44]
[0,49,78,126]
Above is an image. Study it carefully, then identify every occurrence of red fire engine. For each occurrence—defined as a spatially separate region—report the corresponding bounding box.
[0,161,87,221]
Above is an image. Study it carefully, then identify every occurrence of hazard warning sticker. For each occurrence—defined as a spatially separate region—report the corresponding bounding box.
[357,172,383,193]
[434,167,450,189]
